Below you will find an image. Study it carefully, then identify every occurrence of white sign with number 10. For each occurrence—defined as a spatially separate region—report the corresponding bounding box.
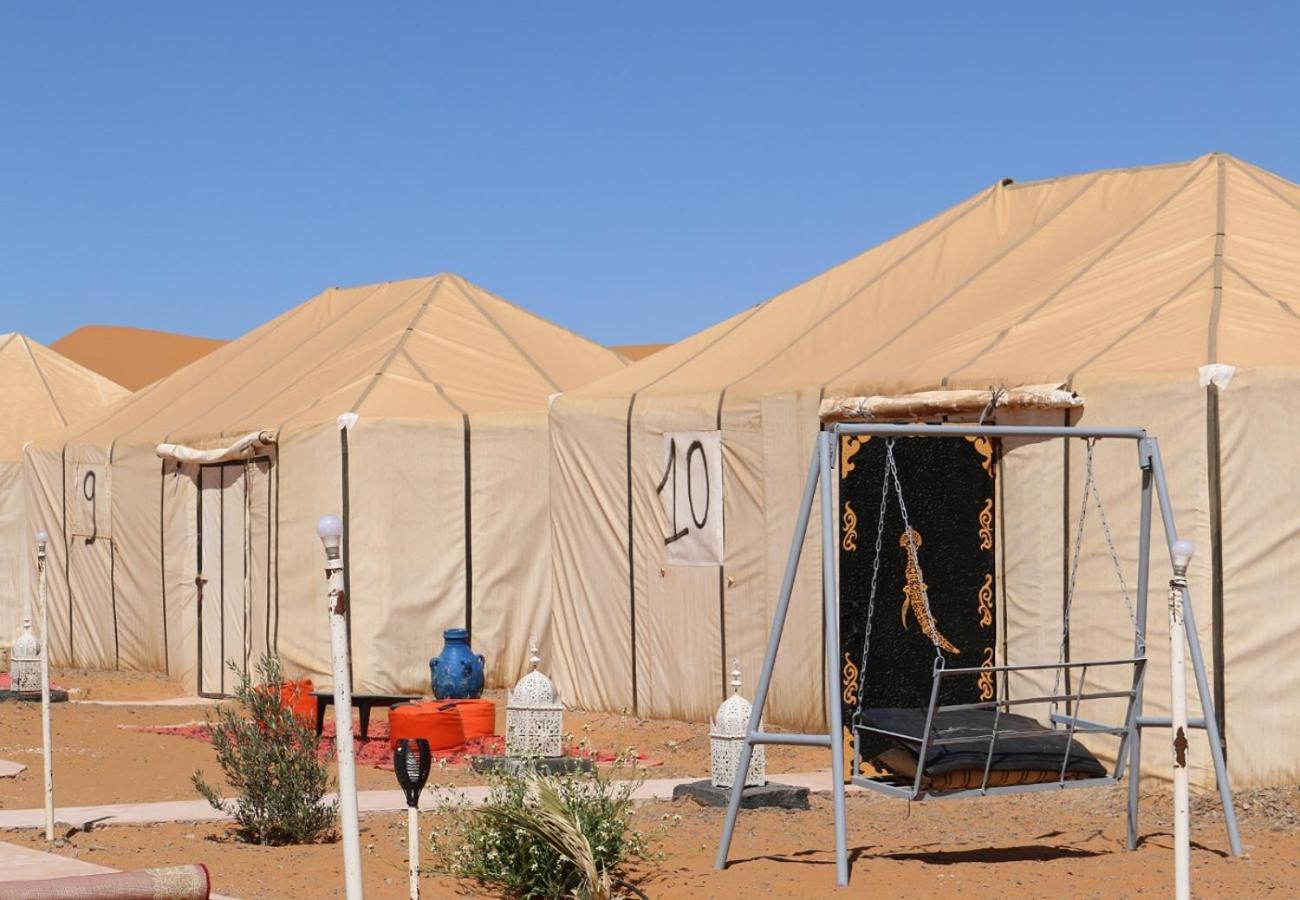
[657,431,724,566]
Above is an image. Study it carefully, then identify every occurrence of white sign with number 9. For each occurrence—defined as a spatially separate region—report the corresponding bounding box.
[657,431,723,566]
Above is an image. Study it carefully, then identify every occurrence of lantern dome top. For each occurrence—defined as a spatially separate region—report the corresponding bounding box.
[11,617,40,660]
[510,642,558,707]
[711,659,752,736]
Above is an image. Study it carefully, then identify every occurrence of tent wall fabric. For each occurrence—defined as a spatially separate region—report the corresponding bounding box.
[0,334,128,645]
[549,153,1300,787]
[24,274,626,697]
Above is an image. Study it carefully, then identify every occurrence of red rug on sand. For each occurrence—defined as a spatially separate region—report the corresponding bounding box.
[132,719,663,770]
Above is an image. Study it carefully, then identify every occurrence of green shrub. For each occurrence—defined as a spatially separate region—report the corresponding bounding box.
[429,758,655,899]
[192,655,338,845]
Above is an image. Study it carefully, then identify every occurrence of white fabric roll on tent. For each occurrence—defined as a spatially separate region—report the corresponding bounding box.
[24,274,626,697]
[549,153,1300,788]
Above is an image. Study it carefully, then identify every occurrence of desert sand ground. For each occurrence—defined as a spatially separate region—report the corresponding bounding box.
[1,670,1296,898]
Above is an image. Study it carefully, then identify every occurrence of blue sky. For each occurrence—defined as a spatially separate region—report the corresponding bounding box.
[3,3,1297,347]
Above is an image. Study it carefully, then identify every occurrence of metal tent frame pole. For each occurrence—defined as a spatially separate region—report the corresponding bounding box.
[1144,438,1243,856]
[715,423,1241,886]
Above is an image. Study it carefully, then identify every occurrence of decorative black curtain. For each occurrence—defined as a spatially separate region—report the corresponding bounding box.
[838,434,997,758]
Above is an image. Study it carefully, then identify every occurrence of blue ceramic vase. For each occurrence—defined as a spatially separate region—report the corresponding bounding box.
[429,628,485,699]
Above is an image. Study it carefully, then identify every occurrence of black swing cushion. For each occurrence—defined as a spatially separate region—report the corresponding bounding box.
[860,708,1108,789]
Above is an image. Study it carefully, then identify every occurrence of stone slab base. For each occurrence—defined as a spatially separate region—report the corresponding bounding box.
[469,755,596,777]
[672,779,810,810]
[0,689,68,703]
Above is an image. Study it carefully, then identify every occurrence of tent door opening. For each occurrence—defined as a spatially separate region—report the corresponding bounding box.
[196,457,272,697]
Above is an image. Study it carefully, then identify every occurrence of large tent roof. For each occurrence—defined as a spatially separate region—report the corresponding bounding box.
[51,325,227,390]
[51,273,626,449]
[0,333,128,460]
[572,153,1300,401]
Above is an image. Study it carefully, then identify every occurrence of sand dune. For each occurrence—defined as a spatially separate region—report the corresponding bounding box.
[51,325,227,390]
[610,342,669,361]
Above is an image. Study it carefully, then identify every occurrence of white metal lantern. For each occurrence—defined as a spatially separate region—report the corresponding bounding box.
[711,660,765,788]
[9,617,42,695]
[506,643,564,758]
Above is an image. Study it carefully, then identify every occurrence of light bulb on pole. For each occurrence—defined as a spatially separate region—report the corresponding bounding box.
[317,514,343,558]
[34,530,54,841]
[318,514,363,899]
[1168,536,1194,900]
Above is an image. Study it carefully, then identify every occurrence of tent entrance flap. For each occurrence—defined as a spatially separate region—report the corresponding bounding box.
[196,457,272,697]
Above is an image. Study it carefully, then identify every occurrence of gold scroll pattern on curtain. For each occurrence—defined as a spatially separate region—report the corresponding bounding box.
[973,444,996,702]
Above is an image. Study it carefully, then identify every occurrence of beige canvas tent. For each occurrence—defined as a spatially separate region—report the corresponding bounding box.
[25,274,625,696]
[550,153,1300,787]
[0,334,128,643]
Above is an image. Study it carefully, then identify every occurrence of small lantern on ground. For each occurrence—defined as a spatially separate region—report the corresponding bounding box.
[506,642,564,759]
[9,617,42,695]
[711,660,765,788]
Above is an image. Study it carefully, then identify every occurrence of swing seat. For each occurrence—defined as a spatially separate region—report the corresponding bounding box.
[850,654,1143,800]
[860,707,1107,790]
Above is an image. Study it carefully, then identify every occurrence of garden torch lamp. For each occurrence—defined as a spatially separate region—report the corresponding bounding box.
[318,514,363,900]
[35,530,54,842]
[1169,537,1194,900]
[393,738,432,899]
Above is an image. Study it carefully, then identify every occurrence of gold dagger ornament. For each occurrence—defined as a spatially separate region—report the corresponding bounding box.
[898,528,960,654]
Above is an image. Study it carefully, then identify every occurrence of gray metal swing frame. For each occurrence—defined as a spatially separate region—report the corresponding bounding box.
[714,423,1242,887]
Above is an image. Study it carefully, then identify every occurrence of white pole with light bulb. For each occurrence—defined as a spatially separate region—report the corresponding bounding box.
[1169,538,1194,900]
[35,530,54,842]
[318,514,363,900]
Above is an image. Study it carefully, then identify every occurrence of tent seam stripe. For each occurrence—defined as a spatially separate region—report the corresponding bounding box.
[628,302,767,395]
[22,336,68,427]
[1222,261,1300,320]
[940,157,1216,385]
[1229,155,1300,218]
[265,282,440,434]
[397,348,470,416]
[109,438,120,669]
[352,280,441,412]
[626,392,638,715]
[1209,155,1227,364]
[99,286,323,448]
[447,276,561,393]
[159,459,169,676]
[462,278,629,368]
[715,388,727,700]
[722,187,997,392]
[463,414,473,638]
[820,169,1109,392]
[1066,263,1213,381]
[168,280,430,440]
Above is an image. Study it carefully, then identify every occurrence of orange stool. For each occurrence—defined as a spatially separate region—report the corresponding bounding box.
[442,699,496,739]
[274,679,315,726]
[389,701,466,751]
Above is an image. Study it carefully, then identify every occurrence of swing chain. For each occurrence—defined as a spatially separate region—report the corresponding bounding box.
[1052,439,1141,717]
[851,440,893,730]
[1053,440,1095,712]
[1091,462,1140,646]
[887,443,947,665]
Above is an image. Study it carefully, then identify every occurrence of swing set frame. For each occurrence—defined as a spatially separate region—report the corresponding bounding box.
[714,422,1242,887]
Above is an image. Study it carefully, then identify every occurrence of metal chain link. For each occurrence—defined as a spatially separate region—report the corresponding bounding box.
[1053,440,1096,708]
[886,445,946,664]
[1051,439,1142,717]
[1089,468,1141,643]
[851,441,894,729]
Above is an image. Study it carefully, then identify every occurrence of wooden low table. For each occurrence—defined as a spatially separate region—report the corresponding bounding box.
[312,690,421,741]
